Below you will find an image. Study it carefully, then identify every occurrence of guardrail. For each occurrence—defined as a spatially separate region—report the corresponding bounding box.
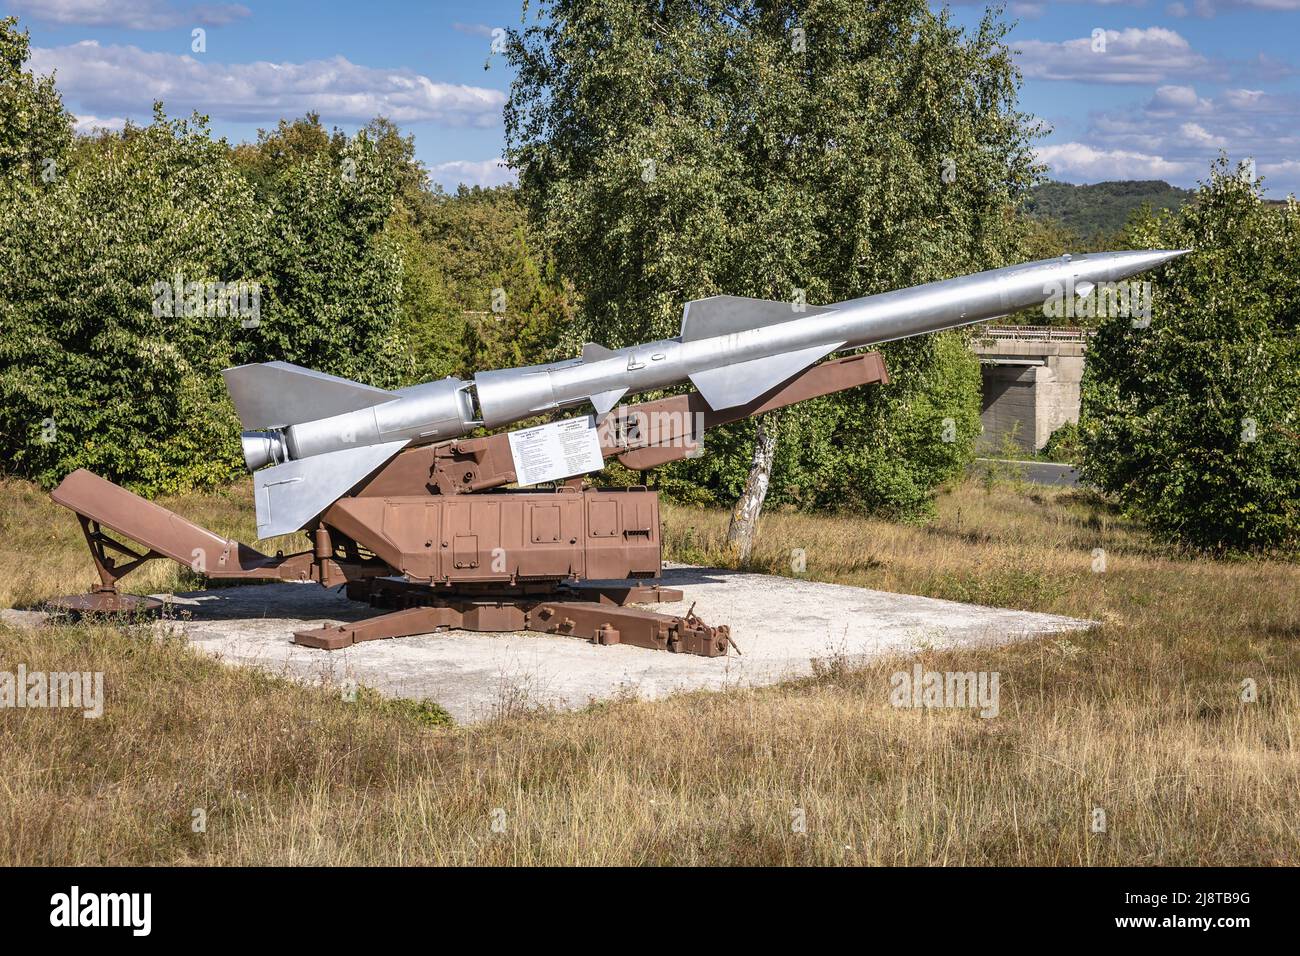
[973,325,1095,344]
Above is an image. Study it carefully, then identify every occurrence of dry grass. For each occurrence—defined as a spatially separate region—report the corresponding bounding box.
[1,475,1297,865]
[0,477,313,608]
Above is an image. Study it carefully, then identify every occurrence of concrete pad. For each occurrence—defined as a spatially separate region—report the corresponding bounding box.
[1,608,48,629]
[12,567,1094,723]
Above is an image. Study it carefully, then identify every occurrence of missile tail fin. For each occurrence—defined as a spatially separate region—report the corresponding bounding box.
[680,295,836,343]
[222,361,394,430]
[589,387,627,417]
[253,439,408,539]
[689,341,844,410]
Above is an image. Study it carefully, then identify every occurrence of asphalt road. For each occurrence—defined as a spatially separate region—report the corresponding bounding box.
[974,459,1080,487]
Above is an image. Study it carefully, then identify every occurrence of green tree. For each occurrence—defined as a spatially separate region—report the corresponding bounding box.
[1019,214,1081,263]
[505,0,1038,549]
[229,113,574,389]
[230,112,346,201]
[230,112,450,386]
[1079,157,1300,552]
[0,17,71,188]
[249,130,409,387]
[0,109,267,491]
[0,67,410,497]
[408,185,575,382]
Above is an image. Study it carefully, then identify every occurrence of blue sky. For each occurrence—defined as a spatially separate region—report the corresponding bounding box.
[5,0,1299,194]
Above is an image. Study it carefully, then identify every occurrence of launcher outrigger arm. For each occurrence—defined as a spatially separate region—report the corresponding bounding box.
[47,352,888,656]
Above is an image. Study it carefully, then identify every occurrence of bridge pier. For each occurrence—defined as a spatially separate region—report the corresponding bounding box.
[971,327,1091,454]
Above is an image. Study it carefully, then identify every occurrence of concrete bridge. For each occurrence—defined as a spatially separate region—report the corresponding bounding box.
[971,326,1093,454]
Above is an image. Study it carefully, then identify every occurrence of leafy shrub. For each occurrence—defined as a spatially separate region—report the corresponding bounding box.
[0,111,267,492]
[1042,422,1082,465]
[0,21,408,494]
[1079,158,1300,552]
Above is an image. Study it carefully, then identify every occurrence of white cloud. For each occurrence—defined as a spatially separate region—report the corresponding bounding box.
[1146,85,1212,114]
[1008,2,1047,19]
[29,41,506,127]
[1224,88,1266,108]
[958,0,1300,17]
[1218,87,1300,112]
[452,23,497,39]
[1017,27,1218,84]
[1168,0,1300,17]
[73,113,128,135]
[1040,80,1300,195]
[1244,53,1299,82]
[429,158,516,190]
[1036,142,1193,180]
[8,0,249,30]
[1166,0,1217,15]
[1235,0,1300,7]
[1178,122,1227,147]
[1259,159,1300,194]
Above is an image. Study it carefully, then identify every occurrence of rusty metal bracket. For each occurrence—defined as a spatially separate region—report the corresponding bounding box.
[294,577,730,656]
[77,514,161,590]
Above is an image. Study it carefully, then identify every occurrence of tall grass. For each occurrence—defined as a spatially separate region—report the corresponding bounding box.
[0,476,1296,864]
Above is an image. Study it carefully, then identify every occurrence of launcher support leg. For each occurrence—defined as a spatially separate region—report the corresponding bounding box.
[293,606,463,650]
[293,588,731,657]
[527,600,729,656]
[43,516,167,616]
[563,582,684,605]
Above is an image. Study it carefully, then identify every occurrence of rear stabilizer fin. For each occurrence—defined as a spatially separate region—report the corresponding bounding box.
[253,439,408,539]
[222,362,393,430]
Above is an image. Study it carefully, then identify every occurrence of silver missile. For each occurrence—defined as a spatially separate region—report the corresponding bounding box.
[224,249,1188,536]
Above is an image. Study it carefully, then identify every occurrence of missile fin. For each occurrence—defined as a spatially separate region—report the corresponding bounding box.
[222,362,394,430]
[688,341,844,410]
[582,342,616,362]
[589,387,628,417]
[1074,280,1095,299]
[253,439,408,539]
[680,295,836,343]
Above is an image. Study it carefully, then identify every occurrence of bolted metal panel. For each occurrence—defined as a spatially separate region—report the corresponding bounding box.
[530,504,561,544]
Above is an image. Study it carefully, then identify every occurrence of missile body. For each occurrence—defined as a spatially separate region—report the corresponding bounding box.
[223,249,1187,536]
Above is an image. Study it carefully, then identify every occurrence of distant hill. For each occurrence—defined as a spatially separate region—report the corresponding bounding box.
[1023,180,1193,240]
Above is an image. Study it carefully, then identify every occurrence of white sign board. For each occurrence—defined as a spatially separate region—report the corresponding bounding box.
[507,417,604,486]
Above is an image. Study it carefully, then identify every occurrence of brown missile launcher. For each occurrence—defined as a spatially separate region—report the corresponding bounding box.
[47,352,888,657]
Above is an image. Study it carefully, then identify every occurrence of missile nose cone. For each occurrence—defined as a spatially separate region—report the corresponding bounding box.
[1074,248,1191,284]
[1148,248,1192,266]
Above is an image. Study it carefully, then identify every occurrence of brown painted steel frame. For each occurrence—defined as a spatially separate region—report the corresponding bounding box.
[45,352,888,657]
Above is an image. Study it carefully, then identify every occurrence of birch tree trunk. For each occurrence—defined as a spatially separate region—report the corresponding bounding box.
[726,411,779,563]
